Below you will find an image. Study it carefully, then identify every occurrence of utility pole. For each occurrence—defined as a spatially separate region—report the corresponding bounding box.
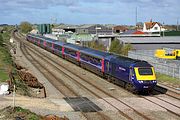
[51,17,57,25]
[135,7,138,29]
[177,18,179,31]
[163,22,165,37]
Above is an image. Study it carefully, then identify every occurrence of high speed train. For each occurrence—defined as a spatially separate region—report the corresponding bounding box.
[26,34,157,92]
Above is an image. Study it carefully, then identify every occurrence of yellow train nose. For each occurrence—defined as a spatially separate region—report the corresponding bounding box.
[134,67,156,81]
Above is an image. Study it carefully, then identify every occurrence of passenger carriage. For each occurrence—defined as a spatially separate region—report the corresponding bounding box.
[63,43,85,65]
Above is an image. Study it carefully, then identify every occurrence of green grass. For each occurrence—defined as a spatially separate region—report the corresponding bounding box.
[156,72,180,87]
[0,106,42,120]
[14,106,42,119]
[0,48,11,82]
[0,70,9,82]
[0,26,13,83]
[15,79,31,96]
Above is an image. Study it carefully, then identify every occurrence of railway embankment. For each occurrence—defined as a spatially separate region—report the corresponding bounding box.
[11,63,46,98]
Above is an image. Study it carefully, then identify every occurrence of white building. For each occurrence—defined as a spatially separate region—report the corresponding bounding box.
[43,34,58,40]
[52,28,65,35]
[143,21,166,33]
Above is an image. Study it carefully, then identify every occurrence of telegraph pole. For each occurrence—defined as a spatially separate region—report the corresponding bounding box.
[163,22,165,37]
[135,7,138,28]
[177,18,179,31]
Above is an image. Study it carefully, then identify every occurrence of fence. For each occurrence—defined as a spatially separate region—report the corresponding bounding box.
[128,50,180,79]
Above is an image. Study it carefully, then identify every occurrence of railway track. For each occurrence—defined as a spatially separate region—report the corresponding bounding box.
[13,32,124,120]
[13,32,110,120]
[26,42,180,119]
[14,32,180,120]
[154,85,180,100]
[139,95,180,118]
[14,32,151,120]
[23,44,111,120]
[16,32,180,99]
[16,32,155,120]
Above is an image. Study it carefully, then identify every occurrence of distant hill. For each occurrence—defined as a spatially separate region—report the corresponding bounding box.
[0,24,9,27]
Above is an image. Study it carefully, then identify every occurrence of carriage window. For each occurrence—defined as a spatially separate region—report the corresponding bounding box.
[54,44,58,50]
[80,53,101,65]
[65,48,77,56]
[47,42,52,47]
[35,38,38,43]
[81,54,89,61]
[40,39,44,44]
[54,44,62,51]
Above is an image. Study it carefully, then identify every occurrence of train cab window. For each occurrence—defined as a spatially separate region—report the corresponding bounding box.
[165,53,173,56]
[138,68,153,75]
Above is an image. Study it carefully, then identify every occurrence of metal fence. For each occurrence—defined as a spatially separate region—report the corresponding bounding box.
[128,50,180,79]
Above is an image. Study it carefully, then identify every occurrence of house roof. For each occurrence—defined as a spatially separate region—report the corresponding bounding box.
[121,30,137,34]
[113,26,128,31]
[133,31,145,34]
[145,22,161,29]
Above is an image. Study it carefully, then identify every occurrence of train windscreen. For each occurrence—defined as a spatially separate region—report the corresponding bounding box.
[138,68,153,75]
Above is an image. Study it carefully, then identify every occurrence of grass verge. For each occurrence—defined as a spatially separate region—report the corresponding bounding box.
[0,106,42,120]
[156,72,180,88]
[0,27,13,83]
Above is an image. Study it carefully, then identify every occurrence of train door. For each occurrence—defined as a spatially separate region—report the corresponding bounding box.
[125,67,134,91]
[106,61,110,72]
[129,67,133,82]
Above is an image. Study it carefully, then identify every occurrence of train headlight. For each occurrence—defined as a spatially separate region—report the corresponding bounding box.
[138,81,143,83]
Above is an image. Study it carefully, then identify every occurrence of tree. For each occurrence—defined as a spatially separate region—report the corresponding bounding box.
[121,43,132,56]
[109,39,132,56]
[88,40,106,51]
[19,21,32,34]
[109,39,123,54]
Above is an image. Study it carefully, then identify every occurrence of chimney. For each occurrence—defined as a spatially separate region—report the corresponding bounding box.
[150,19,152,22]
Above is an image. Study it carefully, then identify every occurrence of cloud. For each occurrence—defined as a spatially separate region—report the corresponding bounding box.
[69,6,117,15]
[0,0,78,10]
[0,0,180,24]
[81,0,115,3]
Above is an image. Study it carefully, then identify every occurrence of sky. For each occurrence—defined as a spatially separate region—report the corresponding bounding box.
[0,0,180,25]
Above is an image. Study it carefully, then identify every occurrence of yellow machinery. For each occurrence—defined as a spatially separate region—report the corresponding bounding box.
[155,49,180,60]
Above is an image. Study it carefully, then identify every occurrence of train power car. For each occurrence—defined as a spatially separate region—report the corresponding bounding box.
[105,56,157,91]
[26,34,157,92]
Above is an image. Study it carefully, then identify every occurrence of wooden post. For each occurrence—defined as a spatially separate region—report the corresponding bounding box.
[13,85,16,110]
